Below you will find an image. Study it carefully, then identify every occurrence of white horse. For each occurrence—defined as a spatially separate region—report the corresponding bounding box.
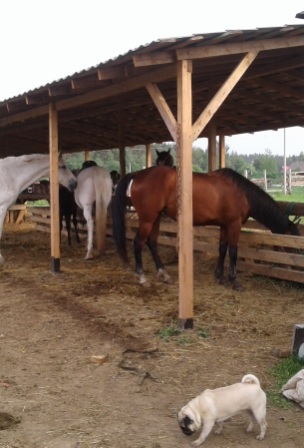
[0,153,77,263]
[74,165,112,259]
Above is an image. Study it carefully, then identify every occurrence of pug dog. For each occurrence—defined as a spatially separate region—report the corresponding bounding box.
[178,374,267,446]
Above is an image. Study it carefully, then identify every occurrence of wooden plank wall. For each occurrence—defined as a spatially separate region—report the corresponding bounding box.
[28,207,304,285]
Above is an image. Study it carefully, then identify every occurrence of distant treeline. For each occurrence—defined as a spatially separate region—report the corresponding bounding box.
[64,142,304,180]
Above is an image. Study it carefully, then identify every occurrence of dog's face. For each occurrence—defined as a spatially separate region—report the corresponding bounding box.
[178,403,201,436]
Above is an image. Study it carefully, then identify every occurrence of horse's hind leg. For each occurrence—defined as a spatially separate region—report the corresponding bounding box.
[134,230,150,286]
[0,211,6,263]
[146,216,171,283]
[83,205,94,259]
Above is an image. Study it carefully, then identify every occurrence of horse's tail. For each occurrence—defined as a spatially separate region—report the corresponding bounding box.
[94,170,112,254]
[112,173,134,264]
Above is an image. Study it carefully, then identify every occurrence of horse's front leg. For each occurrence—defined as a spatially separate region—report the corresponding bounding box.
[215,229,228,285]
[227,223,243,290]
[228,245,242,290]
[73,214,81,244]
[65,215,72,246]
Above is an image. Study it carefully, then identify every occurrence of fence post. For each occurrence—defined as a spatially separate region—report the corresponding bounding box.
[263,170,267,191]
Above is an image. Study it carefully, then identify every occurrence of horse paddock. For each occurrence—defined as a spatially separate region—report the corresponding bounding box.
[0,219,304,448]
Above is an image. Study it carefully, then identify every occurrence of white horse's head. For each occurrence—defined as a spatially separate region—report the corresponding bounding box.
[58,157,77,191]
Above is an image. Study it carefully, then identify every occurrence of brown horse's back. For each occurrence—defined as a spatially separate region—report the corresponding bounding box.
[131,166,177,220]
[192,172,250,226]
[131,167,250,226]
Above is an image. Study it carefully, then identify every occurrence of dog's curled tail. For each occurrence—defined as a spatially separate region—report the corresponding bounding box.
[241,374,260,387]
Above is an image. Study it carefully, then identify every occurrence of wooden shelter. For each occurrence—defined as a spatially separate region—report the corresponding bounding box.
[0,25,304,327]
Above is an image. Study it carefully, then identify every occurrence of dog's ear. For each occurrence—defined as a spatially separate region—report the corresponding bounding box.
[191,408,201,429]
[186,405,201,430]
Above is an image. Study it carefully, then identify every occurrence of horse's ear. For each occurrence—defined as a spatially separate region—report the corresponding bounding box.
[58,151,62,159]
[156,150,160,155]
[168,149,171,154]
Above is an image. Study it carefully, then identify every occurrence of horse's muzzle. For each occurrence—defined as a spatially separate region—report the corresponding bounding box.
[69,179,78,191]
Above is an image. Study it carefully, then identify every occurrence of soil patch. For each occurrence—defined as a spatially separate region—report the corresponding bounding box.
[0,221,304,448]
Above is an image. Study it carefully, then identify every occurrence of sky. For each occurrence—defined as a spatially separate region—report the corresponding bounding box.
[0,1,303,156]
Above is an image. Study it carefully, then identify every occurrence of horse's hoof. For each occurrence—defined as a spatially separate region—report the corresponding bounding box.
[136,273,150,287]
[232,282,243,291]
[157,270,172,284]
[84,254,94,260]
[217,277,226,286]
[141,280,151,288]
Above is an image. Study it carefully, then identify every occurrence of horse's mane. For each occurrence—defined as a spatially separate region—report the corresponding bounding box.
[0,153,47,165]
[216,168,292,234]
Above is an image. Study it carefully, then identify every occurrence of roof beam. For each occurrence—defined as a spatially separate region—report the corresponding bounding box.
[145,83,177,142]
[133,36,304,67]
[0,65,177,128]
[192,51,258,141]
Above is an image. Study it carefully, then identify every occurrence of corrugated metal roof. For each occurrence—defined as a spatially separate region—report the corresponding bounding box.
[0,25,303,156]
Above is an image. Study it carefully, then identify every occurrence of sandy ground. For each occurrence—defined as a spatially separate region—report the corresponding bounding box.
[0,221,304,448]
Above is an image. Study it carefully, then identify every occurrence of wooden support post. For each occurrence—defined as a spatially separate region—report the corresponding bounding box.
[177,60,193,329]
[118,115,126,176]
[146,143,152,168]
[49,103,60,273]
[219,134,226,168]
[208,122,217,172]
[119,147,126,176]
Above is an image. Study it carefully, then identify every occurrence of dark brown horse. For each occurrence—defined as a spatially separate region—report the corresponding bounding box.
[156,149,174,167]
[112,166,300,288]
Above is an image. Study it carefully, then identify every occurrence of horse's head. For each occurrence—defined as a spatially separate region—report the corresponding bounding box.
[156,149,174,167]
[287,218,301,236]
[80,160,97,171]
[58,158,77,191]
[110,170,121,191]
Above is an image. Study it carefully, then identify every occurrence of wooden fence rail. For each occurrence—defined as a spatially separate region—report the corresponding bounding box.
[27,206,304,285]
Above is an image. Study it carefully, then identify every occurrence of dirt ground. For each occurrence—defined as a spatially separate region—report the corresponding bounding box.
[0,220,304,448]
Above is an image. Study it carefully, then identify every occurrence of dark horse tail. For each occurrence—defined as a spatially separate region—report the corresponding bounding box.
[112,172,136,264]
[217,168,299,235]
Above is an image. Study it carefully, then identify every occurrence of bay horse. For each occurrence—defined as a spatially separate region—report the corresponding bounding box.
[0,153,77,263]
[156,149,174,167]
[74,165,112,259]
[112,166,300,288]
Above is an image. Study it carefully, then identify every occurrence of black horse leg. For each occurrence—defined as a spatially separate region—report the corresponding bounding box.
[133,232,149,286]
[215,238,228,285]
[59,216,63,243]
[73,214,81,243]
[65,215,72,246]
[228,245,242,290]
[146,237,171,283]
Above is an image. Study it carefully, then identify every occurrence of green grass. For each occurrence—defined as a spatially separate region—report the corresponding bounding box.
[271,187,304,202]
[157,322,210,344]
[26,199,49,207]
[268,355,304,408]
